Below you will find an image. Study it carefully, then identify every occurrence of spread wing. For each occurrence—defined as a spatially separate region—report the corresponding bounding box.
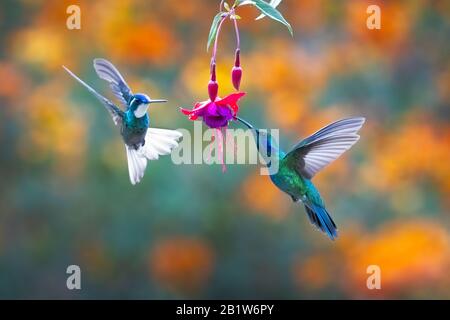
[93,58,133,109]
[126,128,183,185]
[284,117,365,179]
[63,65,124,125]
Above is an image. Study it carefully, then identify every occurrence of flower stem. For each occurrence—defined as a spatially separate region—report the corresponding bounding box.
[211,15,227,67]
[232,10,240,51]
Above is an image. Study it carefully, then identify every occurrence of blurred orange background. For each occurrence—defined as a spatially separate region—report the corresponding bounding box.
[0,0,449,299]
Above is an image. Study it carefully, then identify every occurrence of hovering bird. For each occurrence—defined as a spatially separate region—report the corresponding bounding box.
[236,116,365,240]
[63,59,182,185]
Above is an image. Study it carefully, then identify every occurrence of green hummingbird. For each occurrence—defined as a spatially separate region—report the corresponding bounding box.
[236,116,365,240]
[63,59,182,185]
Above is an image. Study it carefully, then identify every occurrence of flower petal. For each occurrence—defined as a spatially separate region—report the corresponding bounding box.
[180,107,193,115]
[218,105,232,117]
[216,92,245,115]
[179,108,199,120]
[204,115,229,128]
[180,100,212,120]
[216,92,246,107]
[206,102,221,116]
[192,100,211,112]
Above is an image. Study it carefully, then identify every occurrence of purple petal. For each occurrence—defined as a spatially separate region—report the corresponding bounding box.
[218,106,233,118]
[204,115,229,128]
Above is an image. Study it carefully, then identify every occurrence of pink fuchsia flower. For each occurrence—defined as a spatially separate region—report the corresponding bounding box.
[180,92,245,129]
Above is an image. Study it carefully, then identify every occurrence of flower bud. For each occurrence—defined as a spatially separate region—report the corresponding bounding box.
[231,66,242,91]
[231,49,242,90]
[208,63,219,101]
[208,80,218,102]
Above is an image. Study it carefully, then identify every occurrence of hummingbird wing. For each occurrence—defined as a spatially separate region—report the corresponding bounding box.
[93,58,133,109]
[138,128,183,161]
[126,128,183,185]
[285,117,365,179]
[63,66,124,125]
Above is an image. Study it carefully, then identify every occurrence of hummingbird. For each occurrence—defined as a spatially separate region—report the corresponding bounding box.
[63,59,182,185]
[236,116,365,240]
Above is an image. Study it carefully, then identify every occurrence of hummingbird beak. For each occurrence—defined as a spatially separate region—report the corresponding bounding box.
[235,116,254,129]
[149,99,168,104]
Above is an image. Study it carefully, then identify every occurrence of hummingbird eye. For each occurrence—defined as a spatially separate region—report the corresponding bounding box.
[134,94,150,104]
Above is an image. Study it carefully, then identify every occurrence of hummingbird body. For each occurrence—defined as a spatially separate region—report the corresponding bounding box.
[122,110,149,149]
[237,116,365,240]
[64,59,182,185]
[270,158,308,202]
[271,155,322,203]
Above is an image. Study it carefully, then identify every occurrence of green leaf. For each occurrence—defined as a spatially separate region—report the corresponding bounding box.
[237,0,254,6]
[255,0,282,20]
[207,12,225,52]
[252,0,293,36]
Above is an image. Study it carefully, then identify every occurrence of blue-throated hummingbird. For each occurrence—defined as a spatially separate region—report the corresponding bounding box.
[63,59,182,185]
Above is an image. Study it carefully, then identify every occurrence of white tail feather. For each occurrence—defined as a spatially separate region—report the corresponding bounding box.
[126,147,147,185]
[125,128,182,185]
